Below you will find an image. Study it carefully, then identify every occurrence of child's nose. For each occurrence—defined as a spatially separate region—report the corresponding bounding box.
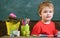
[47,12,50,14]
[47,12,50,15]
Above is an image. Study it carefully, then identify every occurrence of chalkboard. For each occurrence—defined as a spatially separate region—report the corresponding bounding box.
[0,0,60,20]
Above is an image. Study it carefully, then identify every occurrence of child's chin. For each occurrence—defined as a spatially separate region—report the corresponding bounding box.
[46,18,51,20]
[46,19,51,21]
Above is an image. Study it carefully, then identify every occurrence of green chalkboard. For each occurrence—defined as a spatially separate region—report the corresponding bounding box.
[0,0,60,20]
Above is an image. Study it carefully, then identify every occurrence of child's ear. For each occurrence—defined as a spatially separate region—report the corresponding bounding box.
[39,14,42,17]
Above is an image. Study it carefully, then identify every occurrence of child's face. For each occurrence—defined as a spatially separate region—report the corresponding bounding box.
[40,6,54,21]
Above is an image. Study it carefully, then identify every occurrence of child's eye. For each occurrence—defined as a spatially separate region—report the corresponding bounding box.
[44,11,47,13]
[49,11,52,13]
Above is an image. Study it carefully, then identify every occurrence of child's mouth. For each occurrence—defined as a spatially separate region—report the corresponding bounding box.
[46,16,51,18]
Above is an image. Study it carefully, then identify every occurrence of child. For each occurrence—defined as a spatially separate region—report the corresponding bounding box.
[6,13,20,36]
[31,1,58,36]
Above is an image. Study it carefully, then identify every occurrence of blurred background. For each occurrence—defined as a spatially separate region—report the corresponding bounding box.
[0,0,60,21]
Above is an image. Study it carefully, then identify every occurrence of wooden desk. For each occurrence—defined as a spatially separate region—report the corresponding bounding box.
[0,36,57,38]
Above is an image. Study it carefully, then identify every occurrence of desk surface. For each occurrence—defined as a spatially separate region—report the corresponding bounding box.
[0,36,57,38]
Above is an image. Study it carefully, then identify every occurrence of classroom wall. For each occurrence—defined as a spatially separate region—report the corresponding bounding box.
[0,0,60,20]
